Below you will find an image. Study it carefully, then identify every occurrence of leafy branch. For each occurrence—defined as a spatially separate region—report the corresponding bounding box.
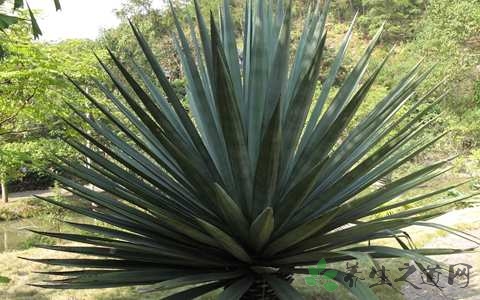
[0,0,61,38]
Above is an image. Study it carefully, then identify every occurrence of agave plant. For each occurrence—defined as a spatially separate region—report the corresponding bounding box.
[29,0,478,299]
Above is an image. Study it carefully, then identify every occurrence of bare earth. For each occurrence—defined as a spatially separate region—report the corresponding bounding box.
[7,189,69,202]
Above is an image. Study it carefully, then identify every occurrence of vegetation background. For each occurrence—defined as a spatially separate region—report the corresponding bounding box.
[1,0,480,201]
[0,0,480,299]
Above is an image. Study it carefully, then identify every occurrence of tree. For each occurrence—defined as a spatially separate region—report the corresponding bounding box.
[0,147,27,202]
[0,20,105,202]
[101,0,231,80]
[0,0,61,38]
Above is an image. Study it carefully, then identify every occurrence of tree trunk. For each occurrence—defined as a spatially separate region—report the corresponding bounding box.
[1,178,8,203]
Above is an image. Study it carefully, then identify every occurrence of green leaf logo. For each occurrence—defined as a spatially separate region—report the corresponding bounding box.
[303,258,339,292]
[305,276,317,286]
[322,270,339,292]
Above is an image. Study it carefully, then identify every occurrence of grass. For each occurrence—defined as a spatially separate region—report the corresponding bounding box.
[0,197,63,221]
[17,234,56,251]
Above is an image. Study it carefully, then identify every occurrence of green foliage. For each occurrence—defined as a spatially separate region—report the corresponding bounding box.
[30,1,479,299]
[329,0,426,42]
[0,24,104,124]
[19,234,56,250]
[474,80,480,105]
[358,0,426,41]
[411,0,480,150]
[0,21,105,186]
[416,0,480,48]
[0,138,74,181]
[0,0,61,38]
[412,0,480,84]
[0,197,58,221]
[101,0,228,80]
[349,0,480,161]
[0,146,28,181]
